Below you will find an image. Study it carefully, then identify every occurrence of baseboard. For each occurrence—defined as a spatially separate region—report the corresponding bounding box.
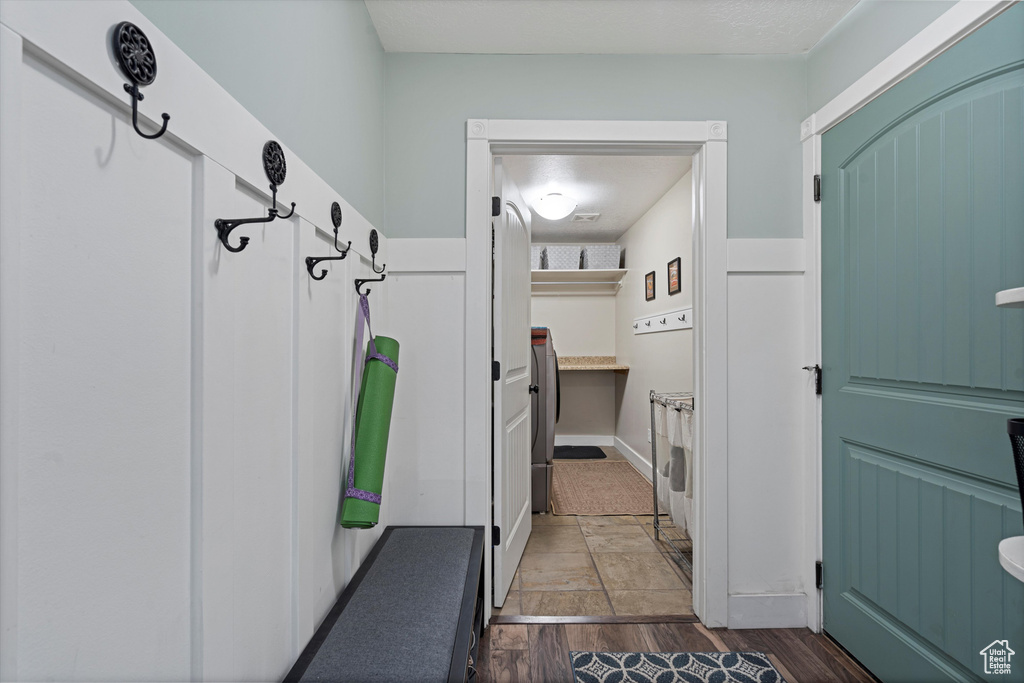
[613,437,652,481]
[554,435,614,447]
[727,593,809,629]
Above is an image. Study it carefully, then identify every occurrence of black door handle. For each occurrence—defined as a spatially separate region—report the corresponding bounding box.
[529,385,539,394]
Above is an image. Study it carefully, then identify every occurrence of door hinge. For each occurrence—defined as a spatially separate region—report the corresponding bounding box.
[813,175,821,203]
[492,360,501,381]
[803,364,822,395]
[492,526,501,546]
[816,561,823,589]
[492,196,501,217]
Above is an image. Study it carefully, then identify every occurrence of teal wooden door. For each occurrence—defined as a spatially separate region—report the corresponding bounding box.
[822,5,1024,682]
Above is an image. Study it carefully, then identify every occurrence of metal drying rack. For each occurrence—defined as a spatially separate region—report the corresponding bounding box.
[649,390,694,573]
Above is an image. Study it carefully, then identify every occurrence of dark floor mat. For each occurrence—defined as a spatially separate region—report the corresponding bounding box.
[553,445,607,460]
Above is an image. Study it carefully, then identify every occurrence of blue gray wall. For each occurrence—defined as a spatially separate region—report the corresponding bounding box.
[132,0,387,228]
[806,0,957,114]
[131,0,958,240]
[385,54,807,239]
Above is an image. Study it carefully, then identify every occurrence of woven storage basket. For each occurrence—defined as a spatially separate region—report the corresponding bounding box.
[582,244,621,269]
[546,245,582,270]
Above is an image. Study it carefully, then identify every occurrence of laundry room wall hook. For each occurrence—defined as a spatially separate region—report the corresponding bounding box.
[305,202,352,281]
[214,141,297,253]
[111,21,170,140]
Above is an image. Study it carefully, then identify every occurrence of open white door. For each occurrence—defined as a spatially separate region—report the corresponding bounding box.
[492,158,532,607]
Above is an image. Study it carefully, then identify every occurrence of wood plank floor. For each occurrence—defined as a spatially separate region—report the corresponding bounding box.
[476,622,878,682]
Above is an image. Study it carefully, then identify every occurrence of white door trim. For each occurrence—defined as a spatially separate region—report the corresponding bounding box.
[799,0,1013,633]
[466,119,729,627]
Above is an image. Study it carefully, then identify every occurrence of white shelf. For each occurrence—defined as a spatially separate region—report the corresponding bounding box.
[996,287,1024,308]
[531,269,626,295]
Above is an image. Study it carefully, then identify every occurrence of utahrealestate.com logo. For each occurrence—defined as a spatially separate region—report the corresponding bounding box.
[980,640,1015,675]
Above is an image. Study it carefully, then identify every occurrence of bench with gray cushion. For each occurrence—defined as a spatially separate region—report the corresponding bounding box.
[286,526,485,683]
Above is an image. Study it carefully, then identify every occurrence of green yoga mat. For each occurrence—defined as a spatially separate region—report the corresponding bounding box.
[339,335,399,529]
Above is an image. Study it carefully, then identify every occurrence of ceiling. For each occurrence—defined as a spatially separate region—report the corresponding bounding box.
[501,154,692,243]
[364,0,859,55]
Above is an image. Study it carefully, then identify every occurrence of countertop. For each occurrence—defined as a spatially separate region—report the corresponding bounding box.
[558,355,629,371]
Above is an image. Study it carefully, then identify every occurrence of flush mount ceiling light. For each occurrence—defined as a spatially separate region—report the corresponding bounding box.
[533,193,578,220]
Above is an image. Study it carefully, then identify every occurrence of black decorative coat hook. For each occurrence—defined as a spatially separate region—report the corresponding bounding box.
[369,229,386,274]
[355,229,387,295]
[355,273,386,296]
[112,21,170,140]
[305,202,352,281]
[214,141,297,253]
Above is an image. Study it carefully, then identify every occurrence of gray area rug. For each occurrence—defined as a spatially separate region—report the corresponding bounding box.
[570,651,786,683]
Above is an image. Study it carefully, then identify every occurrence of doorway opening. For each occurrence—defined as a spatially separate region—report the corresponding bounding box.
[498,152,695,618]
[466,119,730,628]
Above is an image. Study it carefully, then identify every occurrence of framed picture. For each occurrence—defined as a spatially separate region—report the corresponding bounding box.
[645,271,656,301]
[667,257,681,295]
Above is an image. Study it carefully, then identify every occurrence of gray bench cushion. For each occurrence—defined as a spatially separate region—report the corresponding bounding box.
[299,527,476,682]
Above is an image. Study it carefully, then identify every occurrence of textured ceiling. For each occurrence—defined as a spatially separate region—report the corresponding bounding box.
[364,0,859,55]
[501,155,692,243]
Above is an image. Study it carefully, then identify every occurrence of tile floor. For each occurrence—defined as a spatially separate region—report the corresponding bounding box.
[497,447,694,617]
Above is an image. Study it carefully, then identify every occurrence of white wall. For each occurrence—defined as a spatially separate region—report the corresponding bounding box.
[531,294,616,441]
[386,239,468,526]
[725,267,810,627]
[0,3,413,679]
[553,372,616,443]
[531,295,615,356]
[614,173,693,469]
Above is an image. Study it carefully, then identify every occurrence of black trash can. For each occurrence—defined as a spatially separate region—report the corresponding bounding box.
[1010,418,1024,528]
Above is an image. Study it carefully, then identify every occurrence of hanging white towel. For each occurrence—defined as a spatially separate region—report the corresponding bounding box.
[684,446,693,500]
[677,408,693,452]
[654,402,667,437]
[667,408,680,447]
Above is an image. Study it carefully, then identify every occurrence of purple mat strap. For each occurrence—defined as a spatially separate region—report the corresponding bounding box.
[343,293,397,507]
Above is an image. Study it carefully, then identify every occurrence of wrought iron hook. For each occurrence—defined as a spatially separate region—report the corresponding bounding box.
[112,22,170,140]
[124,84,169,139]
[305,202,352,281]
[214,141,298,253]
[355,273,386,296]
[369,229,386,274]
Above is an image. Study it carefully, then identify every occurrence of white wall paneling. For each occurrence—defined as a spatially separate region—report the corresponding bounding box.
[0,2,398,680]
[198,158,296,681]
[1,36,194,679]
[633,307,693,334]
[386,238,468,527]
[0,25,22,683]
[727,239,805,273]
[726,271,808,627]
[727,594,810,630]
